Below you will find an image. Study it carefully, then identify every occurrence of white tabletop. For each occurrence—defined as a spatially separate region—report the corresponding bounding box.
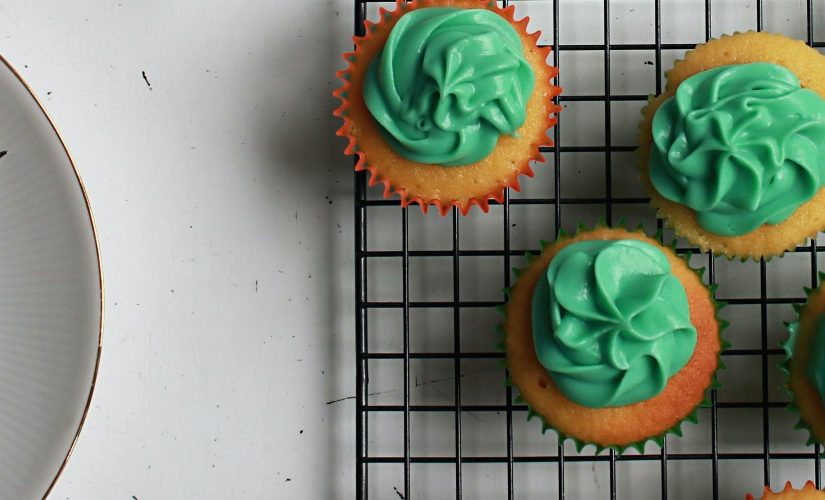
[1,1,357,498]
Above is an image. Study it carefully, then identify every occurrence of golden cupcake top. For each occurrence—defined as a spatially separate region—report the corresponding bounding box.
[503,225,722,451]
[638,31,825,259]
[782,273,825,448]
[334,0,560,215]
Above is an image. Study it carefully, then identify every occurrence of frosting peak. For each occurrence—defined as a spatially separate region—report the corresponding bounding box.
[531,239,697,408]
[649,62,825,236]
[362,7,535,166]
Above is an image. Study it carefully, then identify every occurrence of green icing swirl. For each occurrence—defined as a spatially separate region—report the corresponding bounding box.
[649,62,825,236]
[808,314,825,404]
[362,7,535,166]
[531,239,697,408]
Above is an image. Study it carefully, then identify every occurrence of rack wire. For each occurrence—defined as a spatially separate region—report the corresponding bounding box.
[353,1,825,498]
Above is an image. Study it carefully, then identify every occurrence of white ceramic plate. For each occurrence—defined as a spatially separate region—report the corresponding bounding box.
[0,56,101,498]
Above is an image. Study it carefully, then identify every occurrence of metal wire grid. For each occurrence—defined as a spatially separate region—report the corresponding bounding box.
[353,1,825,498]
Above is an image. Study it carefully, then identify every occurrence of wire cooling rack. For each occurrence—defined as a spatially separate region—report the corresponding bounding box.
[352,1,825,498]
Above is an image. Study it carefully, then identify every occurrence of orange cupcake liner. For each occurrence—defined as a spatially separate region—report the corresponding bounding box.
[746,480,825,499]
[333,0,561,215]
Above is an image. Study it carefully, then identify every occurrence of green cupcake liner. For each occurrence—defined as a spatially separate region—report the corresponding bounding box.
[780,273,825,450]
[496,220,729,455]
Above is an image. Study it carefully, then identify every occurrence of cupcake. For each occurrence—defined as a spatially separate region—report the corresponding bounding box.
[503,225,723,451]
[638,31,825,260]
[781,273,825,448]
[333,0,560,215]
[747,481,825,499]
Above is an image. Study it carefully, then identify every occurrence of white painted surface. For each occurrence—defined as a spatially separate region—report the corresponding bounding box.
[0,1,357,498]
[0,0,823,499]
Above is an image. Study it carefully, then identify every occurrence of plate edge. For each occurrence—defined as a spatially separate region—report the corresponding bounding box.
[0,53,105,500]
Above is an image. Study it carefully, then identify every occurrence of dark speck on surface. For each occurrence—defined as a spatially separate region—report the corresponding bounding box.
[132,496,138,500]
[326,395,355,405]
[394,486,405,499]
[285,478,292,482]
[644,60,654,65]
[299,429,304,434]
[142,70,152,90]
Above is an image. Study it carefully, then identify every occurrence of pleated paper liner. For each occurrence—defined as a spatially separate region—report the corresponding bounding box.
[333,0,561,216]
[637,31,825,260]
[780,273,825,452]
[746,481,825,499]
[500,223,727,453]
